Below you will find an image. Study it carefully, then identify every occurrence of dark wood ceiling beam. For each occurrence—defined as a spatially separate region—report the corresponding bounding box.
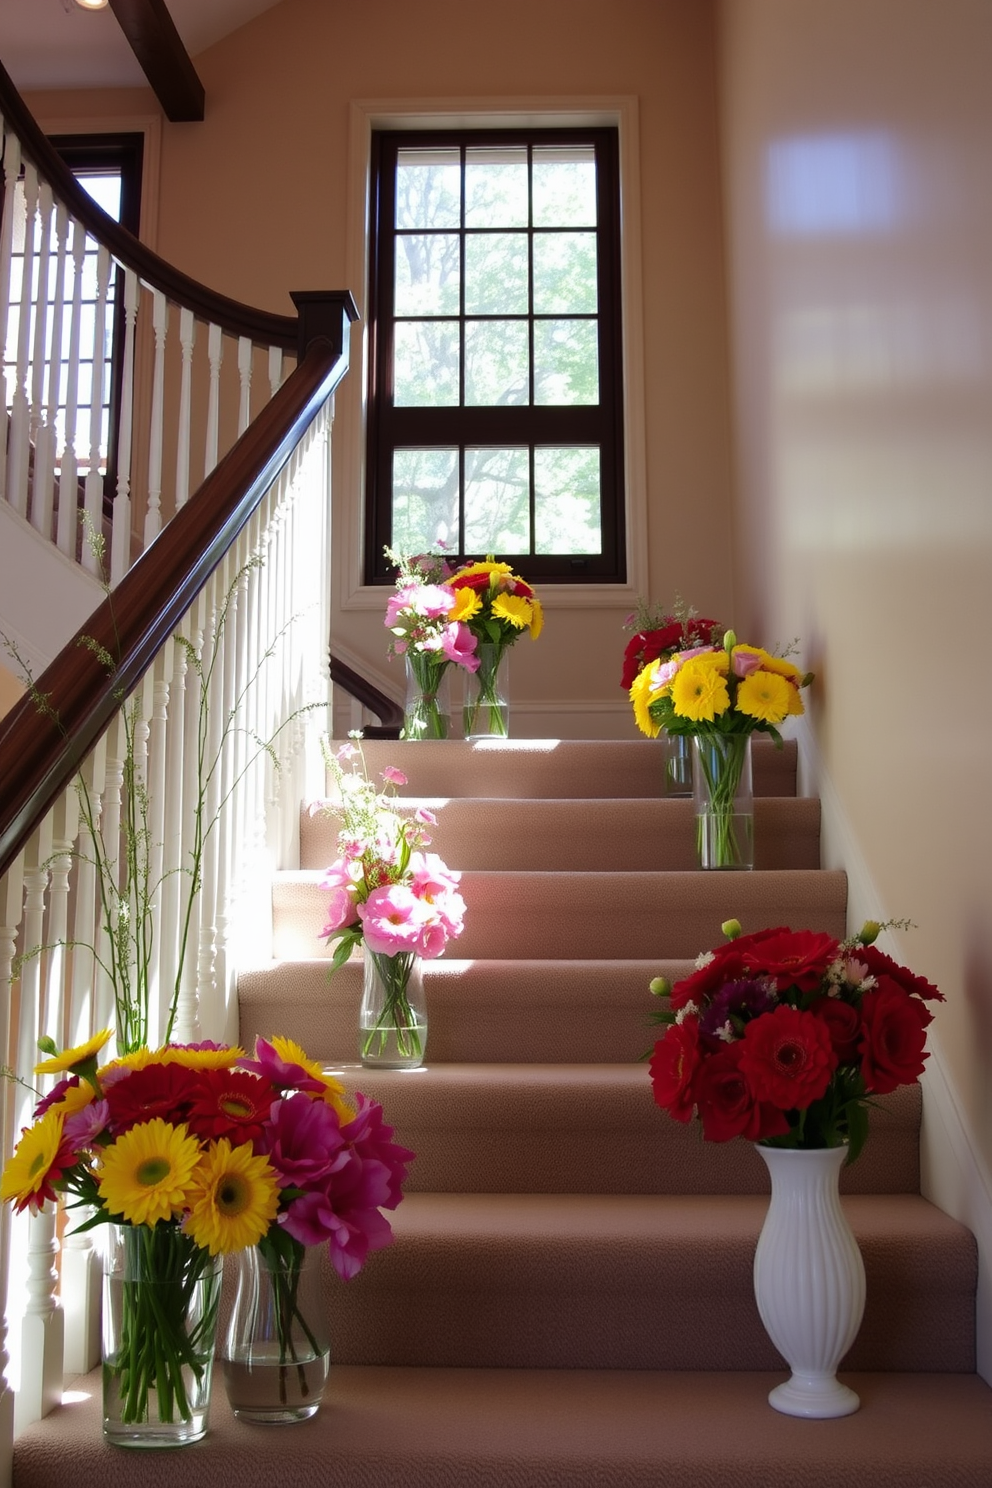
[107,0,205,122]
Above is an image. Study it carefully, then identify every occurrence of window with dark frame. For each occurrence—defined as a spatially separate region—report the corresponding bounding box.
[365,126,626,586]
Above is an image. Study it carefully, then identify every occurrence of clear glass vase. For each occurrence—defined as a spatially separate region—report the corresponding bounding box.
[691,732,754,869]
[102,1224,223,1448]
[221,1241,330,1424]
[463,642,509,739]
[402,653,451,739]
[661,730,692,795]
[359,948,427,1068]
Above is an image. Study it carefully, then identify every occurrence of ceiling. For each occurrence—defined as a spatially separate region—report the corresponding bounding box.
[0,0,281,94]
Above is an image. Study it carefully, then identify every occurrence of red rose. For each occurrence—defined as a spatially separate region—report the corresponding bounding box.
[811,996,862,1063]
[649,1019,701,1122]
[738,928,840,992]
[859,977,933,1094]
[859,945,944,1003]
[695,1044,790,1143]
[738,1005,837,1109]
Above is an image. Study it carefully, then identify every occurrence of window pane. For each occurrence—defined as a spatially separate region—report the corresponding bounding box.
[464,233,529,314]
[394,233,460,316]
[393,447,459,551]
[77,172,122,218]
[533,146,597,227]
[534,319,599,405]
[532,231,598,315]
[534,447,602,553]
[465,147,528,227]
[394,321,460,406]
[464,447,530,552]
[465,320,529,406]
[396,149,461,229]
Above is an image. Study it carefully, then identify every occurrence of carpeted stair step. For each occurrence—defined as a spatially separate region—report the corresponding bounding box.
[271,868,848,962]
[17,1367,992,1488]
[238,957,697,1064]
[315,1191,975,1372]
[320,1064,921,1196]
[352,735,798,799]
[300,795,822,872]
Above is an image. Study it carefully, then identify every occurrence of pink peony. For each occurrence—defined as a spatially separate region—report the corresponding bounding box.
[358,883,437,956]
[440,620,480,672]
[321,886,359,937]
[261,1093,346,1187]
[410,584,456,619]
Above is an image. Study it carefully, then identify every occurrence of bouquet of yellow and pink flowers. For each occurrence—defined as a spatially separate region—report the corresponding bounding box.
[649,918,942,1160]
[446,558,543,737]
[2,1029,413,1436]
[384,547,481,739]
[620,596,722,691]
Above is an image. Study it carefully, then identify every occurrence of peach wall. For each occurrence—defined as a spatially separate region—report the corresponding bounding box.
[26,0,737,735]
[718,0,992,1181]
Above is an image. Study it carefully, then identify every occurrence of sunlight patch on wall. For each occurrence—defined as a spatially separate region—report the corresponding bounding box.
[766,132,901,237]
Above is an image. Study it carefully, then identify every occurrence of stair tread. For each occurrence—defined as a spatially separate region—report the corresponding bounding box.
[20,1368,992,1487]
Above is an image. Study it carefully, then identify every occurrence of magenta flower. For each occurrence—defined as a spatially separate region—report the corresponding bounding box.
[239,1038,325,1095]
[261,1093,347,1187]
[342,1093,415,1210]
[280,1188,395,1278]
[64,1099,110,1148]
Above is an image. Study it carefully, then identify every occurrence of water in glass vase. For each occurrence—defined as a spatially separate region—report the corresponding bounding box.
[359,950,427,1068]
[222,1352,329,1424]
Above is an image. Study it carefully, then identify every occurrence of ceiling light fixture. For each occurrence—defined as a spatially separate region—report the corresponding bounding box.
[73,0,110,10]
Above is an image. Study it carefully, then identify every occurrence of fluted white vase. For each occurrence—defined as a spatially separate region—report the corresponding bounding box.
[753,1144,865,1418]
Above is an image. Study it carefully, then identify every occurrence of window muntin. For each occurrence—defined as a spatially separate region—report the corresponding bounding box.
[366,127,625,584]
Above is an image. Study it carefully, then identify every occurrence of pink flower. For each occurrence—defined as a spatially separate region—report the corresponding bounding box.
[239,1038,325,1095]
[410,584,456,620]
[384,584,419,628]
[321,886,359,937]
[341,1093,415,1211]
[358,884,437,956]
[440,620,480,672]
[382,767,408,786]
[414,808,437,826]
[64,1099,110,1148]
[732,647,763,678]
[261,1093,346,1187]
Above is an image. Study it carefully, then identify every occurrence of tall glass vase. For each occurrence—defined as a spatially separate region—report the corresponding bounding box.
[402,653,451,740]
[463,643,509,739]
[661,730,692,796]
[691,732,754,869]
[102,1224,223,1447]
[359,948,427,1068]
[221,1241,330,1424]
[753,1144,865,1418]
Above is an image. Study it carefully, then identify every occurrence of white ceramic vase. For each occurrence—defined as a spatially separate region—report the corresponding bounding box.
[753,1144,865,1418]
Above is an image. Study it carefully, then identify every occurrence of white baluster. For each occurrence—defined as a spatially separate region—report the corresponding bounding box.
[36,198,69,548]
[81,244,111,575]
[237,334,252,435]
[203,321,223,478]
[268,343,283,400]
[143,287,168,545]
[28,182,54,537]
[110,268,139,581]
[0,128,23,508]
[175,306,196,509]
[58,218,86,560]
[13,1210,64,1433]
[7,163,38,519]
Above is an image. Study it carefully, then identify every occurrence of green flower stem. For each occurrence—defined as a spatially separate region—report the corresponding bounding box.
[463,644,508,738]
[694,732,751,869]
[403,652,450,739]
[362,950,423,1061]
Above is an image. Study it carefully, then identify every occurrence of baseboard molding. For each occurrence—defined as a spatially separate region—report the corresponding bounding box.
[796,717,992,1383]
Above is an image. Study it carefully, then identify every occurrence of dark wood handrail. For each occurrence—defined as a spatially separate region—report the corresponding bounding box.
[0,55,298,350]
[329,654,403,737]
[0,331,352,879]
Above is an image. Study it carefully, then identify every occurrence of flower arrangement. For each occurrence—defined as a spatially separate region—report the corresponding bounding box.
[1,1030,413,1430]
[319,742,466,1064]
[620,595,722,691]
[384,547,481,739]
[446,557,543,737]
[648,919,943,1161]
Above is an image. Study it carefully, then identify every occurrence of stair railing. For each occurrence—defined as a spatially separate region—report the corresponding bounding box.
[0,60,360,1476]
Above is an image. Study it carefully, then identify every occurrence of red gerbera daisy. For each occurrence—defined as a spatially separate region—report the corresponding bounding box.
[103,1061,199,1134]
[183,1068,278,1146]
[738,1004,836,1110]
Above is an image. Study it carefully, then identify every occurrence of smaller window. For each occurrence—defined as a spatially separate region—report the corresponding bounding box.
[365,127,625,584]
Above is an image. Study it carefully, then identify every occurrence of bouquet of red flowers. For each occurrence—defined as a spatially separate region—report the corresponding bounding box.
[648,920,943,1161]
[620,596,721,691]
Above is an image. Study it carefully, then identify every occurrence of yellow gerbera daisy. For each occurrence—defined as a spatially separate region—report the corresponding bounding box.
[52,1080,96,1118]
[99,1048,157,1079]
[97,1118,203,1227]
[34,1027,113,1076]
[1,1110,70,1215]
[738,645,803,685]
[453,560,513,582]
[528,598,544,640]
[184,1139,280,1255]
[630,666,664,738]
[670,659,731,722]
[492,593,532,629]
[450,587,482,623]
[736,669,793,725]
[269,1034,324,1080]
[316,1071,356,1123]
[159,1043,244,1070]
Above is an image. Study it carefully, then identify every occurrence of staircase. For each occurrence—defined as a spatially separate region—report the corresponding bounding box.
[12,736,992,1486]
